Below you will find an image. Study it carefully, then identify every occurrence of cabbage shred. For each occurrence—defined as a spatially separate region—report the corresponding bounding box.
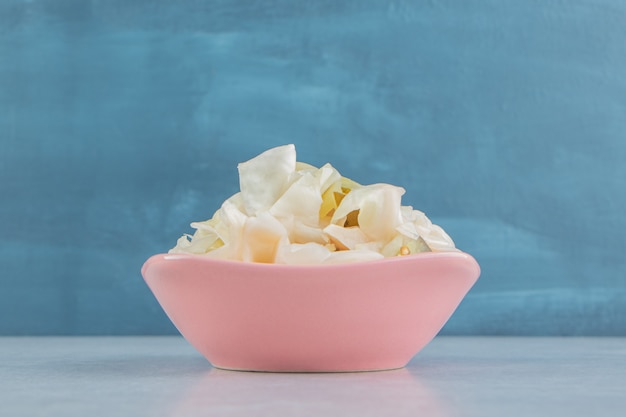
[170,144,457,264]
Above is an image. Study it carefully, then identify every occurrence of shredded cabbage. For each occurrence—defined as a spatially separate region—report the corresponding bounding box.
[169,145,457,264]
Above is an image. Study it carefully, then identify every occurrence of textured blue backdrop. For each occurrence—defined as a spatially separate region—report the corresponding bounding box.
[1,0,625,335]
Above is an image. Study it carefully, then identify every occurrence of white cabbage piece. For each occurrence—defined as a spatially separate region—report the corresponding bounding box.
[315,163,342,194]
[270,171,322,227]
[275,242,332,265]
[168,144,457,263]
[419,224,457,251]
[324,249,384,264]
[354,241,384,253]
[323,224,369,250]
[331,184,405,242]
[240,211,287,263]
[238,144,296,216]
[199,199,249,260]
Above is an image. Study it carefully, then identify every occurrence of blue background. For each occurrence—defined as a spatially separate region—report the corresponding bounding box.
[1,0,625,335]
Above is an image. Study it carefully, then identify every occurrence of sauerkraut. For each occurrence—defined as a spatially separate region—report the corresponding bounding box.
[169,144,456,264]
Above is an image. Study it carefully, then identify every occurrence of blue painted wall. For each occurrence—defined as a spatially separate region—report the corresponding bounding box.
[1,0,625,335]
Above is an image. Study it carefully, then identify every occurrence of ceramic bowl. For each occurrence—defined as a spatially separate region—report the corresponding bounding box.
[141,252,480,372]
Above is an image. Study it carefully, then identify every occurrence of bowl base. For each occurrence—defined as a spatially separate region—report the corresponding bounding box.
[212,364,406,373]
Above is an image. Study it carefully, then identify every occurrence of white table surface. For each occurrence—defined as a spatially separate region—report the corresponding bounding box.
[2,336,625,416]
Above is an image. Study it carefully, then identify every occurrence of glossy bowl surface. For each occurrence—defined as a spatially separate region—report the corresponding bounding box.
[141,252,480,372]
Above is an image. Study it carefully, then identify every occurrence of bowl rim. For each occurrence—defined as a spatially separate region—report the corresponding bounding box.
[142,250,480,277]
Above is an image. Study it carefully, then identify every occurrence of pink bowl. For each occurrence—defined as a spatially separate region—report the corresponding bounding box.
[141,252,480,372]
